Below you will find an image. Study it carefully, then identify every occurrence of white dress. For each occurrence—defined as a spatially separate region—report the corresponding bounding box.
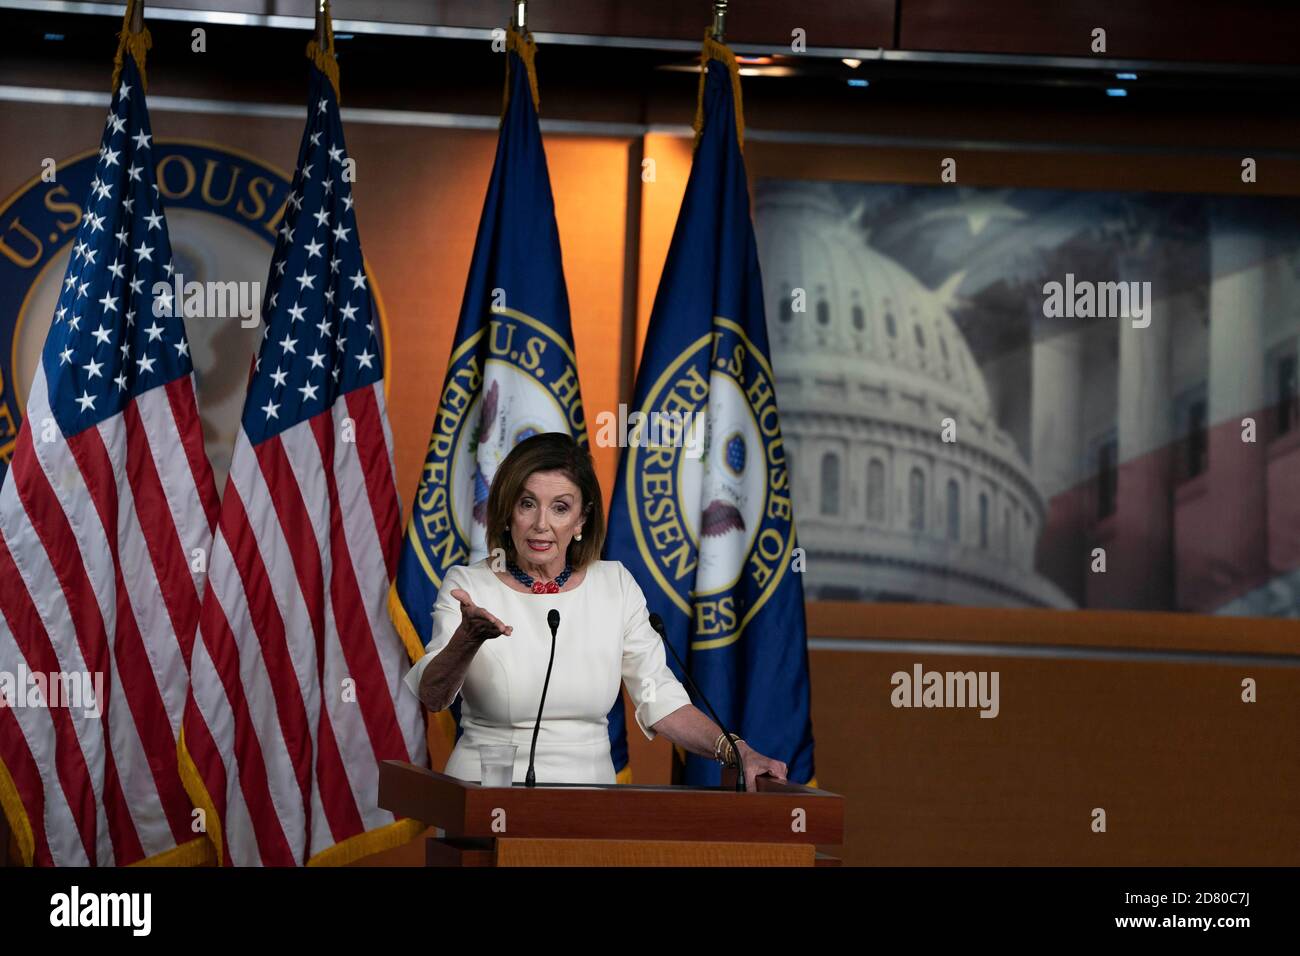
[402,558,693,785]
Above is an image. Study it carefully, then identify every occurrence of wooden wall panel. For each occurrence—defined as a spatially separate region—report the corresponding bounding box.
[809,640,1298,865]
[901,0,1300,64]
[278,0,898,50]
[61,0,1300,65]
[64,0,897,50]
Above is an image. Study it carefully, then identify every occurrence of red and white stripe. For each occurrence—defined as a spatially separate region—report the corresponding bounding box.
[182,381,425,866]
[0,365,218,866]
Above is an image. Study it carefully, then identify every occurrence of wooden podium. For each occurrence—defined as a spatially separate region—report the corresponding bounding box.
[378,761,844,866]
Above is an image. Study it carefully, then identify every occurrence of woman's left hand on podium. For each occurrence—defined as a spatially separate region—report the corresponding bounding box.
[738,743,788,791]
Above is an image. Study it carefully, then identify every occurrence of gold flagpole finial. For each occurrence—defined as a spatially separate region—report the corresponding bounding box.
[503,1,539,112]
[710,0,728,42]
[695,0,744,150]
[306,0,341,101]
[111,0,152,92]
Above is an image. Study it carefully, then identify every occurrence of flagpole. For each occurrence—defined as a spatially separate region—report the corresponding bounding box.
[307,0,341,100]
[710,0,728,42]
[111,0,151,92]
[502,0,540,112]
[315,0,327,45]
[695,0,744,149]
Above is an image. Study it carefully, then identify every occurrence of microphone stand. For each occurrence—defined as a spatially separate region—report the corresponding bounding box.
[648,613,746,792]
[525,608,560,787]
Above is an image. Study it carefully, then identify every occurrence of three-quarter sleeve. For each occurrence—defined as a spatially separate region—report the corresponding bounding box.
[617,562,692,740]
[402,565,468,706]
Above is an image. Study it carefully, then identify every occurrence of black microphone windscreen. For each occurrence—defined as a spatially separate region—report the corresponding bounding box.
[547,609,560,629]
[648,612,664,633]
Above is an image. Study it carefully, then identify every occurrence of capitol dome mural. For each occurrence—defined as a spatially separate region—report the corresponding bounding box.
[754,181,1073,607]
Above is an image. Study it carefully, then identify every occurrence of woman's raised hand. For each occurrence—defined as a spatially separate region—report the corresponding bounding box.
[450,588,513,642]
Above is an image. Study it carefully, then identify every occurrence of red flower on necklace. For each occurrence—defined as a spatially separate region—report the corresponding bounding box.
[506,558,573,593]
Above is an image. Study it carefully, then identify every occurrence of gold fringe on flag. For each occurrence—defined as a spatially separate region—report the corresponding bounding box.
[387,585,464,758]
[387,584,431,666]
[306,0,342,102]
[503,26,541,115]
[177,726,226,865]
[0,751,34,866]
[129,836,216,867]
[110,0,152,94]
[306,817,426,867]
[693,29,745,151]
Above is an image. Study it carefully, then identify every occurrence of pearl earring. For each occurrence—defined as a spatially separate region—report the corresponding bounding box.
[575,531,583,541]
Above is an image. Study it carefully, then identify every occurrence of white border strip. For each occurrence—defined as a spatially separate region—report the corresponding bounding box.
[0,85,646,136]
[4,85,1298,159]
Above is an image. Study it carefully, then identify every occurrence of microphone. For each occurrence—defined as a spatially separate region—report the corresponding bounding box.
[525,609,560,788]
[647,612,746,793]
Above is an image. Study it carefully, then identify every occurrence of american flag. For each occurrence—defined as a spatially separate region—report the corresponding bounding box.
[179,53,426,866]
[0,52,220,866]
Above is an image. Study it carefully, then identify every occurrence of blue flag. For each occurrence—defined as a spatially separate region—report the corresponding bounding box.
[603,39,815,785]
[389,30,588,727]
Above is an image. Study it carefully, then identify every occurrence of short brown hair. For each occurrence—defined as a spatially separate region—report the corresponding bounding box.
[485,432,605,569]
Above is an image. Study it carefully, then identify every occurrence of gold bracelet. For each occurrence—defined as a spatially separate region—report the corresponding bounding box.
[722,737,747,768]
[712,732,728,762]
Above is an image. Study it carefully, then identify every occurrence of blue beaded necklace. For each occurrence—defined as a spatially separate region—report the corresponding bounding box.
[506,557,573,594]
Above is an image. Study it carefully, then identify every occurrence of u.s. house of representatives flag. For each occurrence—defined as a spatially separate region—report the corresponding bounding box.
[179,31,426,866]
[0,38,219,865]
[603,36,815,786]
[390,29,589,736]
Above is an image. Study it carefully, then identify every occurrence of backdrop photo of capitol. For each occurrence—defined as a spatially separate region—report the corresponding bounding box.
[755,180,1300,618]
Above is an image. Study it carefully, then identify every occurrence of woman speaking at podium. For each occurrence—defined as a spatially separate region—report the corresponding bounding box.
[403,432,787,790]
